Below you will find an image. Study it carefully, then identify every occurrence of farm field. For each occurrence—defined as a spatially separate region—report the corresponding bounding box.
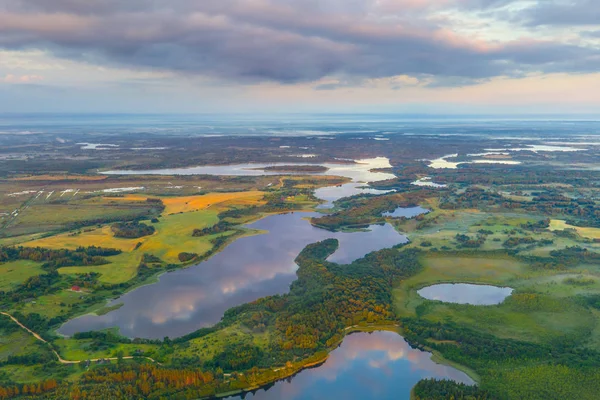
[0,260,44,292]
[2,128,600,399]
[17,191,268,283]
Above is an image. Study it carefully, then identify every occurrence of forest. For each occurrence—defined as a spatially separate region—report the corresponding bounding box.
[1,132,600,399]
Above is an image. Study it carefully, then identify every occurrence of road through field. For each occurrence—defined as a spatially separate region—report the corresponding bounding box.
[0,312,160,365]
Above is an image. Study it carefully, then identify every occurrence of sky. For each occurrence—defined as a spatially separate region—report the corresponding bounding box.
[0,0,599,114]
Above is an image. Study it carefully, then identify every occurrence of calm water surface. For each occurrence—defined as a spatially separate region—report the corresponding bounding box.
[229,331,474,400]
[314,183,393,208]
[382,206,429,218]
[59,213,407,339]
[103,157,396,183]
[418,283,513,305]
[59,157,406,338]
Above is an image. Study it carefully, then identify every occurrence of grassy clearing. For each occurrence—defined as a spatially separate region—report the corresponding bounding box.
[394,253,600,345]
[0,260,44,291]
[174,324,271,363]
[550,219,600,239]
[18,191,267,284]
[136,211,222,263]
[54,338,159,361]
[422,296,594,343]
[394,254,528,324]
[16,290,86,318]
[53,211,221,282]
[3,196,158,237]
[58,251,143,284]
[0,329,39,362]
[488,364,600,400]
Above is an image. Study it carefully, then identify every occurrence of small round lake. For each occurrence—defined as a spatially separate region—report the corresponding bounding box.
[418,283,513,305]
[382,206,429,218]
[227,331,474,400]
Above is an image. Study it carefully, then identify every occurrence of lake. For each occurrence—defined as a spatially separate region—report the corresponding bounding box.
[59,157,408,338]
[382,206,429,218]
[59,213,408,339]
[103,157,396,183]
[314,183,392,208]
[418,283,513,305]
[104,157,397,209]
[228,331,474,400]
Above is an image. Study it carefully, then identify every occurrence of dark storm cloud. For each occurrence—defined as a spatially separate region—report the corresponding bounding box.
[0,0,598,86]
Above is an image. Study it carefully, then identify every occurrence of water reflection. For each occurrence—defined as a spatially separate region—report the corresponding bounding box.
[59,214,407,339]
[103,157,396,183]
[59,157,406,339]
[314,183,393,209]
[418,283,513,305]
[230,331,473,400]
[382,206,429,218]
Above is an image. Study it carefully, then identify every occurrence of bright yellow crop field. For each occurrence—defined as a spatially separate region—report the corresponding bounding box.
[161,191,265,214]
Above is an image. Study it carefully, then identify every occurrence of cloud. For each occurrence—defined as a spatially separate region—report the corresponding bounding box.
[583,30,600,38]
[517,0,600,26]
[2,73,43,83]
[0,0,598,87]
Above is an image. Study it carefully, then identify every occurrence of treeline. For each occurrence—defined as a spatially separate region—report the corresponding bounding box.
[455,234,486,249]
[0,246,120,302]
[433,166,596,187]
[73,331,162,345]
[0,246,121,270]
[111,221,155,238]
[413,379,495,400]
[192,221,233,237]
[503,236,552,249]
[311,192,428,231]
[213,242,423,370]
[521,247,600,271]
[441,188,600,227]
[0,380,58,399]
[401,317,600,397]
[63,198,165,232]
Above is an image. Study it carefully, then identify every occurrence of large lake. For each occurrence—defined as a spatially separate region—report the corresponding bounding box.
[59,215,408,339]
[60,158,405,338]
[105,157,396,209]
[228,331,474,400]
[102,157,396,183]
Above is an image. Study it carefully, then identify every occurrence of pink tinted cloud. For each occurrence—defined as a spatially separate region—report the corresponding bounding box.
[2,74,44,83]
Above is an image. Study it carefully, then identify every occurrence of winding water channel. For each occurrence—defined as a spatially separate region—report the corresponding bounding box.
[59,214,408,339]
[59,157,474,397]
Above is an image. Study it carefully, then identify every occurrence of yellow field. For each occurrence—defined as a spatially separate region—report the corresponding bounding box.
[102,194,150,202]
[161,191,265,214]
[59,251,142,283]
[26,210,220,283]
[26,225,142,252]
[18,191,268,284]
[549,219,600,239]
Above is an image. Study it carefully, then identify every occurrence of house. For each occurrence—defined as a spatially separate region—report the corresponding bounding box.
[71,285,81,292]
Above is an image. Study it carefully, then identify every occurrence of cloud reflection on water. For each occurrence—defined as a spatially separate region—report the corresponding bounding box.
[235,331,473,400]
